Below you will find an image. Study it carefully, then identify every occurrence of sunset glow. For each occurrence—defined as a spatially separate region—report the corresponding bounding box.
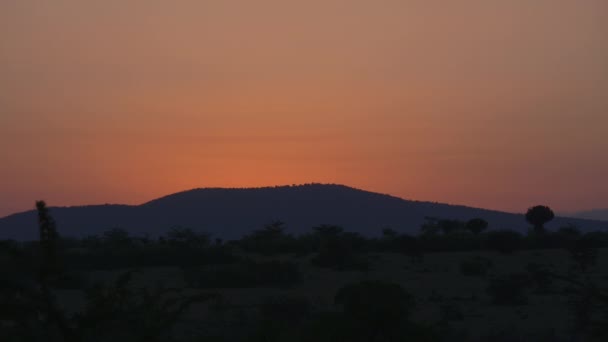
[1,0,607,217]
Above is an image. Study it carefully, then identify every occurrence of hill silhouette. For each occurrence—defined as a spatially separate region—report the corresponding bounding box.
[0,184,606,240]
[572,208,608,221]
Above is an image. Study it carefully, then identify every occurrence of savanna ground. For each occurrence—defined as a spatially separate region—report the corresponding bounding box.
[48,248,608,341]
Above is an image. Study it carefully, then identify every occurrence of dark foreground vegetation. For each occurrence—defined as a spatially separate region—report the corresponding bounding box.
[1,202,608,341]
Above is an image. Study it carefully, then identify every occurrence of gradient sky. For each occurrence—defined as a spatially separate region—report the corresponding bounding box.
[1,0,607,217]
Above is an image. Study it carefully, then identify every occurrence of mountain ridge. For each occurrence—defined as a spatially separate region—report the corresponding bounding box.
[1,184,606,240]
[571,208,608,221]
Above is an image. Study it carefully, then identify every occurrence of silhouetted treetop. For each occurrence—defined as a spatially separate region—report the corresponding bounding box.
[526,205,555,234]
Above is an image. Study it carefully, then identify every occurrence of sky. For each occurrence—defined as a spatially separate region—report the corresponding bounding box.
[1,0,607,217]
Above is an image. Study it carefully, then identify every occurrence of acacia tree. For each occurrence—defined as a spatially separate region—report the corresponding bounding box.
[525,205,555,234]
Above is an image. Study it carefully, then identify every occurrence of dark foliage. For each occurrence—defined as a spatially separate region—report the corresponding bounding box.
[311,230,369,271]
[466,218,489,235]
[526,205,555,234]
[485,230,523,253]
[238,221,295,255]
[0,202,218,342]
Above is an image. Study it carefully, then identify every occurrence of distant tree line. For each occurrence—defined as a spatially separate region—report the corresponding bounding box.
[1,205,607,271]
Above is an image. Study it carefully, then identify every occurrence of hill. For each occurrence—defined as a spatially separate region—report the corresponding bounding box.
[572,208,608,221]
[0,184,606,240]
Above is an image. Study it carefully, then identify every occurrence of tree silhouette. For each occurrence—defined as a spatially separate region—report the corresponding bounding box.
[381,228,398,239]
[525,205,554,234]
[311,226,368,271]
[102,227,132,249]
[437,219,465,235]
[313,224,344,238]
[167,226,210,248]
[35,201,78,342]
[420,217,441,236]
[36,201,60,276]
[239,221,293,255]
[466,218,488,235]
[255,220,287,240]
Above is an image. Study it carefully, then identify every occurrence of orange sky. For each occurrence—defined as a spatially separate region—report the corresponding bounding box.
[1,0,607,217]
